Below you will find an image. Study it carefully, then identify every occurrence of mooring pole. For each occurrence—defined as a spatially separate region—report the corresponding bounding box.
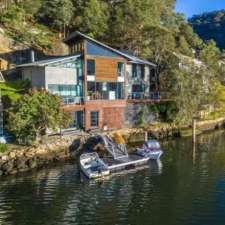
[192,118,196,144]
[192,117,197,162]
[145,131,148,142]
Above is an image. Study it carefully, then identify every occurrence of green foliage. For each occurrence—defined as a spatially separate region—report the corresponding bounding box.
[168,66,216,125]
[0,4,59,51]
[37,0,73,34]
[0,144,8,153]
[0,80,30,101]
[148,102,177,123]
[72,0,108,38]
[6,90,72,145]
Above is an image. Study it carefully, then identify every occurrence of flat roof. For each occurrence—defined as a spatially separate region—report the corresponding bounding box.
[17,54,81,67]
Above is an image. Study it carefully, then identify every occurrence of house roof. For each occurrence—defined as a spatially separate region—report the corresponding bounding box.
[17,55,81,68]
[64,31,156,67]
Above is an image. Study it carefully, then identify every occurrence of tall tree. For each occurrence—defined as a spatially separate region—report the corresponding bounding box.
[71,0,108,38]
[37,0,73,37]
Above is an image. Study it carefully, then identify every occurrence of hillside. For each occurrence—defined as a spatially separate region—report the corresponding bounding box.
[189,10,225,49]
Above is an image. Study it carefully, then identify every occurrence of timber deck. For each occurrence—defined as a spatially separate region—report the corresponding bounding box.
[104,154,150,172]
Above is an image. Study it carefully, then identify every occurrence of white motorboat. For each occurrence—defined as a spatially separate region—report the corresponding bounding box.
[80,152,110,179]
[136,140,163,160]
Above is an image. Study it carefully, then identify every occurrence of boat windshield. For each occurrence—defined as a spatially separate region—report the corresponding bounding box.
[145,140,160,149]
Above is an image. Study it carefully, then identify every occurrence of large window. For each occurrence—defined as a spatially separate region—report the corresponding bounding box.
[132,64,137,77]
[87,82,124,99]
[48,84,82,97]
[90,111,99,127]
[132,64,145,78]
[117,62,125,77]
[87,59,95,76]
[132,84,145,92]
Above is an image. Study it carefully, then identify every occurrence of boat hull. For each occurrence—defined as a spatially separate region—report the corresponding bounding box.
[80,153,110,179]
[136,148,163,160]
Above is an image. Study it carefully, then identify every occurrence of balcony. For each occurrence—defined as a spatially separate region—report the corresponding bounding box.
[127,91,169,103]
[87,91,124,101]
[63,97,84,105]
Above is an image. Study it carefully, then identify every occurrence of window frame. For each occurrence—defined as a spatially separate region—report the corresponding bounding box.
[90,111,99,127]
[87,59,95,76]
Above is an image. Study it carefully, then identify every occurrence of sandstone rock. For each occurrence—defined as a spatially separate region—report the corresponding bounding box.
[0,170,3,176]
[28,159,37,169]
[9,151,16,159]
[14,157,28,169]
[8,169,18,175]
[1,155,8,161]
[2,161,14,173]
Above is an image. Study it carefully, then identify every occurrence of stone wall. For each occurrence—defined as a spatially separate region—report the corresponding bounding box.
[125,103,156,128]
[0,135,88,176]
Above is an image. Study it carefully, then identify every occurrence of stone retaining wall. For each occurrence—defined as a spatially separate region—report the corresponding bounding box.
[0,135,88,176]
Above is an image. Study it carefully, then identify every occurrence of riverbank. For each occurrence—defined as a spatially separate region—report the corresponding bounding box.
[0,117,225,176]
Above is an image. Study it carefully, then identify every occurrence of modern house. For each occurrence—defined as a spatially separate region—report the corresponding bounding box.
[17,31,161,131]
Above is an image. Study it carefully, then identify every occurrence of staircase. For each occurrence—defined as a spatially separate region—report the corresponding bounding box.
[99,135,129,160]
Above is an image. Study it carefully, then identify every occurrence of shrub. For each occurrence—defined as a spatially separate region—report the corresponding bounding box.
[0,144,8,153]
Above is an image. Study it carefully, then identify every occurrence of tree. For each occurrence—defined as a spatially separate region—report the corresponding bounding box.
[177,35,194,57]
[200,40,221,69]
[169,64,215,125]
[71,0,108,38]
[105,0,164,49]
[6,90,71,145]
[37,0,73,36]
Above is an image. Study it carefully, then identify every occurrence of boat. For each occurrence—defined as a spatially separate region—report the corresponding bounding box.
[79,152,110,179]
[136,140,163,160]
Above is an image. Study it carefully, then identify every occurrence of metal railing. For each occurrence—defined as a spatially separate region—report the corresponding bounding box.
[128,91,169,100]
[63,97,84,105]
[87,92,124,100]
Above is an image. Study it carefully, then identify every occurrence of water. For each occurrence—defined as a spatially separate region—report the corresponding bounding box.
[1,130,225,225]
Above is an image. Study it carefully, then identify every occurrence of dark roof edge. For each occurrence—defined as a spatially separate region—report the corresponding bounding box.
[17,54,81,68]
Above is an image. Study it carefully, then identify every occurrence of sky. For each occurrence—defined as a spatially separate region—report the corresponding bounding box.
[175,0,225,18]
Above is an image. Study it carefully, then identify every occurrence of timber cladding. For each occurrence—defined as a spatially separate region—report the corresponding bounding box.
[87,56,126,82]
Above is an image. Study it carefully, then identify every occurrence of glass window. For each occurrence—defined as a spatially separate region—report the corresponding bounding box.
[132,64,137,77]
[90,111,99,127]
[132,84,145,92]
[87,59,95,76]
[87,82,95,92]
[117,62,124,77]
[48,84,78,97]
[141,65,145,78]
[137,65,141,77]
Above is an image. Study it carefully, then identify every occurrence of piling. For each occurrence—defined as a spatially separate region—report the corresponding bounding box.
[144,131,148,142]
[192,118,196,144]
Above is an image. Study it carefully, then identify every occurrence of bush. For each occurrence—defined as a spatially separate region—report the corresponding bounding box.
[0,144,8,153]
[6,90,72,145]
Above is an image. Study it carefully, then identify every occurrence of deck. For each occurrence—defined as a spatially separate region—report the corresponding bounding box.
[104,154,150,172]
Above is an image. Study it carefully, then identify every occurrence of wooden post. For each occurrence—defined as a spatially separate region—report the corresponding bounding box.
[144,131,148,142]
[192,118,196,144]
[192,118,197,162]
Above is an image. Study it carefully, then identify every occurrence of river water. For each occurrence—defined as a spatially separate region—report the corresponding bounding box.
[1,130,225,225]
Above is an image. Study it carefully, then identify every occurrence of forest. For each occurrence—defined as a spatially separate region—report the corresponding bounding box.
[0,0,225,127]
[190,10,225,50]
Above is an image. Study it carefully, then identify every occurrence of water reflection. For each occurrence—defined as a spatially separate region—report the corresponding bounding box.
[0,130,225,225]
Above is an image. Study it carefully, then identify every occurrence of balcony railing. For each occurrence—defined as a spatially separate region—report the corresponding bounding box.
[62,92,169,105]
[63,97,84,105]
[128,91,169,101]
[87,92,124,100]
